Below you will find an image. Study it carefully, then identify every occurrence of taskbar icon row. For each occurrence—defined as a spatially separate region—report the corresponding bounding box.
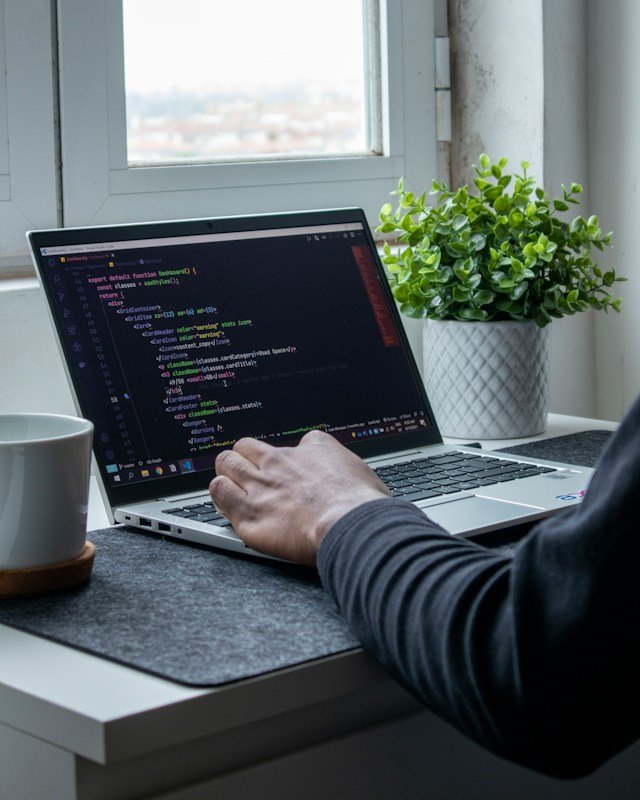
[105,458,196,484]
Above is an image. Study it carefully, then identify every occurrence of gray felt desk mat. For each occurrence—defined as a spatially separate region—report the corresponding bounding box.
[0,430,613,687]
[497,429,612,468]
[0,530,359,686]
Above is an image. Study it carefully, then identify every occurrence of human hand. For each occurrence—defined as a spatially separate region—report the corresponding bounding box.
[209,430,391,565]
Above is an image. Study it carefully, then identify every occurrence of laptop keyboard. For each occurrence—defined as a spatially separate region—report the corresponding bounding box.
[373,452,557,502]
[164,502,233,527]
[162,452,557,527]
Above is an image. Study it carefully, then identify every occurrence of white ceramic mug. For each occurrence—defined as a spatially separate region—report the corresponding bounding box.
[0,414,94,570]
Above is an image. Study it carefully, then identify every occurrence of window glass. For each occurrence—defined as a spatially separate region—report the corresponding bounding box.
[123,0,372,164]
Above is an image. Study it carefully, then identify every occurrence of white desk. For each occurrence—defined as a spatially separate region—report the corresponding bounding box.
[5,414,640,800]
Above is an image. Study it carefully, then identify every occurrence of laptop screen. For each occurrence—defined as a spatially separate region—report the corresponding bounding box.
[30,210,441,503]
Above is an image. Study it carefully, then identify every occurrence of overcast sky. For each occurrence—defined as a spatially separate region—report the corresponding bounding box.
[124,0,365,92]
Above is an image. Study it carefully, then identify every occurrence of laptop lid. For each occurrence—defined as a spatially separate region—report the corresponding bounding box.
[28,209,442,510]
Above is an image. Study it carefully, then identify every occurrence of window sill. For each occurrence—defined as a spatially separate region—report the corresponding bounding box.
[0,255,35,282]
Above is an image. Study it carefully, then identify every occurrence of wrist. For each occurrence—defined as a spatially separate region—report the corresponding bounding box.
[310,491,390,555]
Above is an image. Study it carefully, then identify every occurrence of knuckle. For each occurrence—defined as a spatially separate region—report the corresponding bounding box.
[209,476,243,517]
[209,475,228,502]
[214,449,233,472]
[302,429,326,444]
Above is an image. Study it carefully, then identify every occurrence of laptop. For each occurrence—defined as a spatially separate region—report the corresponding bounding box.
[28,209,593,559]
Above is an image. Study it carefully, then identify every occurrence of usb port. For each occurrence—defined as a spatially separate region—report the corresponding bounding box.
[139,518,151,527]
[158,522,170,532]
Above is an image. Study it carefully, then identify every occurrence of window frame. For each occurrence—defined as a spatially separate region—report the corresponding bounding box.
[57,0,437,228]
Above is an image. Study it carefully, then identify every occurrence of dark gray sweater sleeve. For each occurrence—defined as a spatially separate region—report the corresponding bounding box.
[317,399,640,778]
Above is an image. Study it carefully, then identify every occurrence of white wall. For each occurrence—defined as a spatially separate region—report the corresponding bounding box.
[588,0,640,420]
[447,0,600,417]
[0,282,76,415]
[542,0,598,418]
[448,0,544,184]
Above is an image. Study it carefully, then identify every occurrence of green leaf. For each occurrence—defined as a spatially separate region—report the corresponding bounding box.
[479,153,490,168]
[400,191,415,208]
[400,303,427,319]
[510,282,528,301]
[470,232,486,251]
[468,274,482,290]
[525,203,538,218]
[453,286,473,302]
[496,299,515,313]
[459,307,489,321]
[485,186,503,202]
[534,307,553,327]
[493,195,510,214]
[452,214,468,231]
[473,289,495,306]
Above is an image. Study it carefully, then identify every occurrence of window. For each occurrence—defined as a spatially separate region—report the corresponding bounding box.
[57,0,437,227]
[0,0,437,271]
[0,0,58,269]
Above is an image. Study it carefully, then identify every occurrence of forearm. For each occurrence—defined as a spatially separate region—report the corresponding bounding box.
[317,496,640,778]
[317,499,521,761]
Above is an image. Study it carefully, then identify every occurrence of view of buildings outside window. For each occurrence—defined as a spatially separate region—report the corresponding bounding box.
[124,0,369,164]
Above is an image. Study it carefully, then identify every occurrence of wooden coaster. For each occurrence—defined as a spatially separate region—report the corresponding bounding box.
[0,542,96,599]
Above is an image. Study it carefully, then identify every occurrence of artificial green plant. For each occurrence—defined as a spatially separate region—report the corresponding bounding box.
[378,154,624,327]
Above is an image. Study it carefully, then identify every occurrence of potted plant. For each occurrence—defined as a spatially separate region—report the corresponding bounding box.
[377,154,624,438]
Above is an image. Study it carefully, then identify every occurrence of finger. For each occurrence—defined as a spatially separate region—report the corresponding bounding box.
[233,436,275,465]
[208,474,247,517]
[214,448,260,484]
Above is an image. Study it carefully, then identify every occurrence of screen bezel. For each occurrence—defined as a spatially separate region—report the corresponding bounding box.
[29,208,444,507]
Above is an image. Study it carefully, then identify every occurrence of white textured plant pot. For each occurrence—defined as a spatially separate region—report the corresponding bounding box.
[422,319,550,439]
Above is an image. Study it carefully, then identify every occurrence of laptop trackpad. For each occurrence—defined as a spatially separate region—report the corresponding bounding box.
[420,495,540,535]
